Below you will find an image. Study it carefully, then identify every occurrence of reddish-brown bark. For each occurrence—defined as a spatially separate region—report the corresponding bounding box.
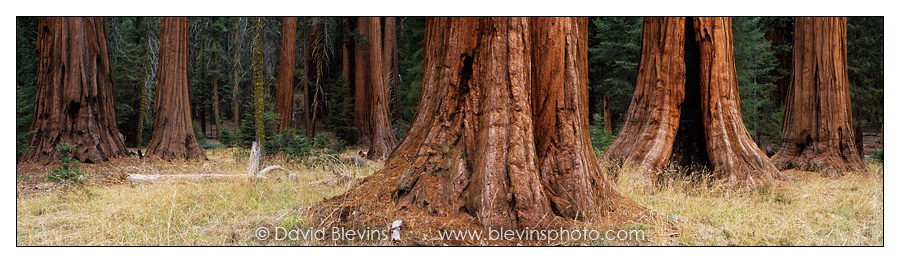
[771,17,865,172]
[323,17,638,230]
[275,17,297,131]
[364,17,398,159]
[692,17,780,184]
[353,18,373,146]
[23,17,128,164]
[383,17,401,123]
[146,17,206,161]
[602,17,687,178]
[601,17,779,187]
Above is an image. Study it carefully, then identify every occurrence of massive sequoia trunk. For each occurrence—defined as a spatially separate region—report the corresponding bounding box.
[146,17,206,160]
[23,17,128,164]
[771,17,865,172]
[275,17,297,131]
[320,17,637,230]
[364,17,398,159]
[601,17,779,187]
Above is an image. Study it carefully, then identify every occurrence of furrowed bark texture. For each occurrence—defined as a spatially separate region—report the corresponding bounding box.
[146,17,206,160]
[364,17,399,159]
[24,17,128,164]
[601,17,686,177]
[353,18,373,145]
[602,17,779,187]
[332,17,634,230]
[531,17,624,219]
[771,17,865,172]
[275,17,297,131]
[692,17,779,184]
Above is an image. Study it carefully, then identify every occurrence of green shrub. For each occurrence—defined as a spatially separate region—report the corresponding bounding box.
[219,127,238,147]
[313,133,345,154]
[201,142,226,149]
[46,143,85,187]
[323,74,356,142]
[872,147,883,163]
[193,121,208,145]
[265,129,315,159]
[589,114,616,157]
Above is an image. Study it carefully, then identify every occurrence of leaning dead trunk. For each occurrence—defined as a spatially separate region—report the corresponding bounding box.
[601,17,779,187]
[319,17,639,230]
[23,17,128,164]
[146,17,206,160]
[771,17,865,172]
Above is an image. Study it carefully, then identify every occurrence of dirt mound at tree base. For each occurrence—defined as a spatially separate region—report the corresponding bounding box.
[309,169,661,246]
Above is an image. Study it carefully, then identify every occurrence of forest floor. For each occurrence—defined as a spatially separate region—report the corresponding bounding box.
[16,147,883,246]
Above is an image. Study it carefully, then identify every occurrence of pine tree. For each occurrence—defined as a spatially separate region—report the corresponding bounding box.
[16,17,39,162]
[846,17,883,132]
[732,17,782,151]
[397,17,425,127]
[587,17,642,131]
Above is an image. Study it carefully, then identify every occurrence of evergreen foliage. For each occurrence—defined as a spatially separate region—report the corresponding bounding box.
[733,17,783,149]
[323,74,356,140]
[587,17,642,131]
[46,143,85,187]
[397,17,426,129]
[589,114,616,157]
[847,17,884,131]
[16,17,39,162]
[14,17,883,165]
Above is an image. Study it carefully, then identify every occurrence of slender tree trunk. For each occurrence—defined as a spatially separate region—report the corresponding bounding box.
[341,17,352,89]
[137,17,150,154]
[320,17,639,230]
[211,42,221,139]
[365,17,398,159]
[603,93,612,132]
[601,17,779,187]
[276,17,297,131]
[353,18,373,146]
[383,17,401,123]
[146,17,206,160]
[232,17,242,131]
[306,17,324,138]
[23,17,128,164]
[771,17,865,172]
[252,17,265,169]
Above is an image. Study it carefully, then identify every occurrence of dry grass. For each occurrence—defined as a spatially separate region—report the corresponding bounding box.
[16,148,883,246]
[16,148,383,246]
[611,162,884,246]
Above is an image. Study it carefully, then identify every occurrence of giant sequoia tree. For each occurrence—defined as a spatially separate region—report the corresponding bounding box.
[771,17,865,172]
[146,17,206,160]
[22,17,128,164]
[275,17,297,131]
[320,17,639,230]
[601,17,780,187]
[346,17,398,159]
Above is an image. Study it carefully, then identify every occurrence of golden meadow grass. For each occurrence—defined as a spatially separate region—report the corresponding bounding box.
[16,148,883,246]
